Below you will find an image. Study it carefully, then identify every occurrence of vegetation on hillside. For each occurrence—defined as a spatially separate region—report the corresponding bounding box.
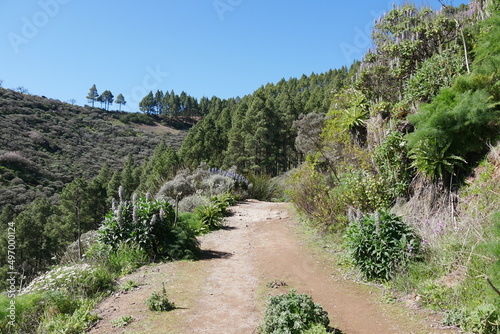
[0,88,189,213]
[0,0,499,333]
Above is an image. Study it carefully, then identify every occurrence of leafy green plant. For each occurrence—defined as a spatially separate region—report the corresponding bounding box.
[21,263,113,298]
[146,284,176,312]
[193,194,235,231]
[373,131,413,199]
[178,211,208,235]
[247,173,279,201]
[98,194,199,260]
[260,290,330,334]
[121,280,139,291]
[337,172,392,212]
[0,293,44,333]
[345,210,422,281]
[409,138,466,183]
[111,315,134,328]
[84,241,148,275]
[38,298,100,334]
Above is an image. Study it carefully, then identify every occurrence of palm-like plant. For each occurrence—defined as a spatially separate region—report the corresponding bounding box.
[410,138,466,182]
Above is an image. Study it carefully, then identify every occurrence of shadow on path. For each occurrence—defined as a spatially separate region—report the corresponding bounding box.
[199,249,233,260]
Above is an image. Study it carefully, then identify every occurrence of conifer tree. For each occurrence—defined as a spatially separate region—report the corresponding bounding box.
[139,91,155,114]
[115,93,126,111]
[86,84,99,107]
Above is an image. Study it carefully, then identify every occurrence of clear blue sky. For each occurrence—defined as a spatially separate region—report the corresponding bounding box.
[0,0,468,112]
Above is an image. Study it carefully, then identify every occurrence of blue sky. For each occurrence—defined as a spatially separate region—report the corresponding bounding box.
[0,0,468,112]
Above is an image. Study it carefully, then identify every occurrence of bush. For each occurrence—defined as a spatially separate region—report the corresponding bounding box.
[195,202,225,230]
[98,194,199,260]
[247,173,278,201]
[345,210,422,281]
[0,293,44,333]
[178,212,208,235]
[178,195,209,213]
[288,165,348,230]
[146,284,175,312]
[260,290,330,334]
[0,291,100,334]
[38,298,100,334]
[20,263,114,298]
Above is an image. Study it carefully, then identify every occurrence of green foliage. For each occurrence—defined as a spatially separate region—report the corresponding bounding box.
[409,139,467,182]
[179,69,349,176]
[288,164,348,229]
[302,323,330,334]
[337,172,393,212]
[146,284,176,312]
[260,290,330,334]
[404,49,465,103]
[407,10,500,183]
[193,193,235,231]
[21,263,114,298]
[98,194,199,260]
[121,280,139,291]
[357,3,468,102]
[373,131,413,199]
[0,293,44,333]
[247,173,279,201]
[0,292,99,334]
[178,211,208,235]
[407,87,499,182]
[443,304,500,334]
[38,298,100,334]
[0,87,188,213]
[85,241,148,275]
[345,211,422,281]
[111,315,134,328]
[119,112,155,125]
[328,88,368,139]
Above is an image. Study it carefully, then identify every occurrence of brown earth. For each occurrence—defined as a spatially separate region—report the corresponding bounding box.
[89,200,461,334]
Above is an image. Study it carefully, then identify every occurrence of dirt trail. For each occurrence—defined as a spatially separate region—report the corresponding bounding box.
[90,200,459,334]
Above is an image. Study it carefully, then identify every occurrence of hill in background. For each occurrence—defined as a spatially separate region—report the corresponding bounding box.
[0,87,190,212]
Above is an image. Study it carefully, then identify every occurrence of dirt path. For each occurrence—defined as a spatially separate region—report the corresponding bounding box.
[90,200,459,334]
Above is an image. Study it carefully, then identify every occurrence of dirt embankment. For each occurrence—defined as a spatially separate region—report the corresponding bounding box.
[90,200,459,334]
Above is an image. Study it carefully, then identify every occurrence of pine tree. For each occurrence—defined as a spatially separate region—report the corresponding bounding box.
[139,91,155,114]
[121,154,140,198]
[87,163,112,228]
[86,84,99,107]
[154,90,164,114]
[59,178,90,260]
[115,93,126,111]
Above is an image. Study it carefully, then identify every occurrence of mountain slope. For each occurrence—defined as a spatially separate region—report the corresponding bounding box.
[0,88,189,211]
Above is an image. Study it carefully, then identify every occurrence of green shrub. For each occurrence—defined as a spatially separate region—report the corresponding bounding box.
[98,195,199,260]
[195,202,225,230]
[111,315,134,328]
[0,293,44,333]
[373,131,413,199]
[108,242,149,274]
[20,263,114,299]
[178,211,208,235]
[337,172,393,212]
[247,173,278,201]
[288,165,348,230]
[303,323,330,334]
[345,210,422,281]
[0,291,99,334]
[85,241,148,275]
[38,298,100,334]
[260,290,330,334]
[146,284,175,312]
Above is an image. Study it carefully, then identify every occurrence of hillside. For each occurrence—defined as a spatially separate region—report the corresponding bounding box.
[0,88,189,212]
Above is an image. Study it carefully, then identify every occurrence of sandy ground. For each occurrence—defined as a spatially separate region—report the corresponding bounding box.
[89,200,460,334]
